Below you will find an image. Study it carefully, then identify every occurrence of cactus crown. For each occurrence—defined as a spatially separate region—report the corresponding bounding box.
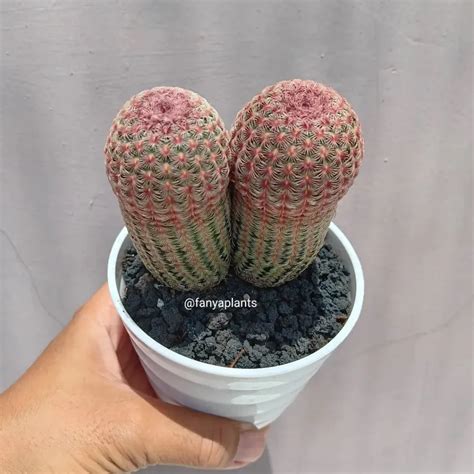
[106,87,229,214]
[231,80,363,218]
[105,87,231,291]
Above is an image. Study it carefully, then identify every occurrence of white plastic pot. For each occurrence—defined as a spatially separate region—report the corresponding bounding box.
[107,222,364,428]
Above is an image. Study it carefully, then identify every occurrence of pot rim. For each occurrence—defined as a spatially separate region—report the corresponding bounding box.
[107,222,364,378]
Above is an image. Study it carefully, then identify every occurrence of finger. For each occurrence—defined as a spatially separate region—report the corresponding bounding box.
[133,397,268,469]
[73,283,125,349]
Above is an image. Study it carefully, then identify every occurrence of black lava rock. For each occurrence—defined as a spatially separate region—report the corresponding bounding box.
[122,244,351,369]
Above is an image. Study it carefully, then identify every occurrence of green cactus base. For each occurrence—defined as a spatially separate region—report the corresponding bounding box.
[231,193,335,287]
[121,195,231,291]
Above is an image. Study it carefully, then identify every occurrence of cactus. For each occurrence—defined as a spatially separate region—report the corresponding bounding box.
[104,87,231,291]
[230,79,364,287]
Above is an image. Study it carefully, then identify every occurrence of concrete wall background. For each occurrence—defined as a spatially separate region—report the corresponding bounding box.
[1,1,472,473]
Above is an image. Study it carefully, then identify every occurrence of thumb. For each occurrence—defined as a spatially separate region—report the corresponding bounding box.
[132,396,268,470]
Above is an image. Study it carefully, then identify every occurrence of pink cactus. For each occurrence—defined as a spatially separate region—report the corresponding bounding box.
[104,87,231,290]
[230,79,364,287]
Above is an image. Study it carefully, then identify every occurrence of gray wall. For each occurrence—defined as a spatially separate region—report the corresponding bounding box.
[0,1,472,473]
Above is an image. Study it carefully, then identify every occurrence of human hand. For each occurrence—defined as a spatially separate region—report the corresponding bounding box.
[0,284,267,472]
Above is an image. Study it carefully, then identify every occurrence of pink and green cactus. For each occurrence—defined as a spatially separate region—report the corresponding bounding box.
[104,87,231,291]
[229,79,364,287]
[105,81,364,292]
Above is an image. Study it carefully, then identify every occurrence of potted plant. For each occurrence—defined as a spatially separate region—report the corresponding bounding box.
[105,80,364,428]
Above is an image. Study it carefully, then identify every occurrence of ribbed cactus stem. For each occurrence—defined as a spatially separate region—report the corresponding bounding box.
[104,87,231,291]
[230,80,364,287]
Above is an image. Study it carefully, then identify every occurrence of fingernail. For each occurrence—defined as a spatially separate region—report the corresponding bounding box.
[232,429,267,466]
